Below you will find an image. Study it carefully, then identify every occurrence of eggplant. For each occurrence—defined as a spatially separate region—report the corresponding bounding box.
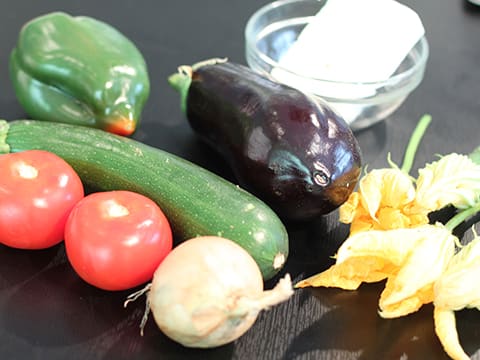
[169,59,362,221]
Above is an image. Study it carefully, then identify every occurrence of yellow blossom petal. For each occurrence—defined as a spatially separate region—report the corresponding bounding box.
[339,168,427,235]
[295,256,395,290]
[376,207,416,230]
[296,225,441,290]
[434,233,480,311]
[336,226,429,264]
[359,168,416,220]
[339,192,361,224]
[380,284,434,319]
[378,224,456,318]
[348,216,376,235]
[404,210,430,228]
[433,307,470,360]
[430,226,480,360]
[340,194,376,234]
[415,153,480,211]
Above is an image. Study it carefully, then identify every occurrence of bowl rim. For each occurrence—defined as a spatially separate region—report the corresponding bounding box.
[245,0,429,88]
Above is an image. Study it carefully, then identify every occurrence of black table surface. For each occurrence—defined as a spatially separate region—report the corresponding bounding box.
[1,1,480,359]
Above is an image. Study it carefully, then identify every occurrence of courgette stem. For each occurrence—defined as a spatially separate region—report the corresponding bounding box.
[0,120,9,153]
[445,201,480,234]
[400,114,432,174]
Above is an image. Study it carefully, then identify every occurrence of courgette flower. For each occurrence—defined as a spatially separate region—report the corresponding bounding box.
[415,153,480,212]
[296,223,456,318]
[433,233,480,360]
[339,168,429,235]
[297,115,480,360]
[340,153,480,236]
[378,223,456,318]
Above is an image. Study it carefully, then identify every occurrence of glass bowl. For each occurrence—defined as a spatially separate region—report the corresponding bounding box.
[245,0,429,131]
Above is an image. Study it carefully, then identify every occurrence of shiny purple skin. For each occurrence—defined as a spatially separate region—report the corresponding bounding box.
[185,62,362,221]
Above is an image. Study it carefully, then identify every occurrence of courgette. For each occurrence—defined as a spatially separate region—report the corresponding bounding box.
[0,120,288,280]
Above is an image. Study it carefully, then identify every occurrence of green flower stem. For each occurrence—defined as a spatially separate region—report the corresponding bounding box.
[401,114,432,174]
[445,202,480,233]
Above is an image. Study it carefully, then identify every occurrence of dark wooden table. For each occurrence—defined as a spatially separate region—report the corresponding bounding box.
[0,1,479,359]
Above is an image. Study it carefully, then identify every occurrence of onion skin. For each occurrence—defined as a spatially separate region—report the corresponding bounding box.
[146,236,293,348]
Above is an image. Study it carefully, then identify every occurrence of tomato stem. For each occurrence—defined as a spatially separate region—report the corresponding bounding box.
[400,114,432,174]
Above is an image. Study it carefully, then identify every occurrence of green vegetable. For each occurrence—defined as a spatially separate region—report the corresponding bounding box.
[0,120,289,280]
[9,12,150,136]
[469,146,480,165]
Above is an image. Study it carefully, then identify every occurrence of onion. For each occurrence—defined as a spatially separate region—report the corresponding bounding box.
[125,236,293,348]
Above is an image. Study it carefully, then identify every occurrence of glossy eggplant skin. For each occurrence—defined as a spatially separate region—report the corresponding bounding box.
[170,61,362,221]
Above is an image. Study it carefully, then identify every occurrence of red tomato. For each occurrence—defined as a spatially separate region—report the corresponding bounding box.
[0,150,84,249]
[64,190,173,291]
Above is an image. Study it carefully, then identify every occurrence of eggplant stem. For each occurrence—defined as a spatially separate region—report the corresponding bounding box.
[169,58,228,115]
[178,65,192,78]
[168,71,192,115]
[191,57,228,71]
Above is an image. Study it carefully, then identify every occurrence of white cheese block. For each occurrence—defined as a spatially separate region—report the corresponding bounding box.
[275,0,425,84]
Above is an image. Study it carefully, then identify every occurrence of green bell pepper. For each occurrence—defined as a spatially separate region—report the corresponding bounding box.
[9,12,150,135]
